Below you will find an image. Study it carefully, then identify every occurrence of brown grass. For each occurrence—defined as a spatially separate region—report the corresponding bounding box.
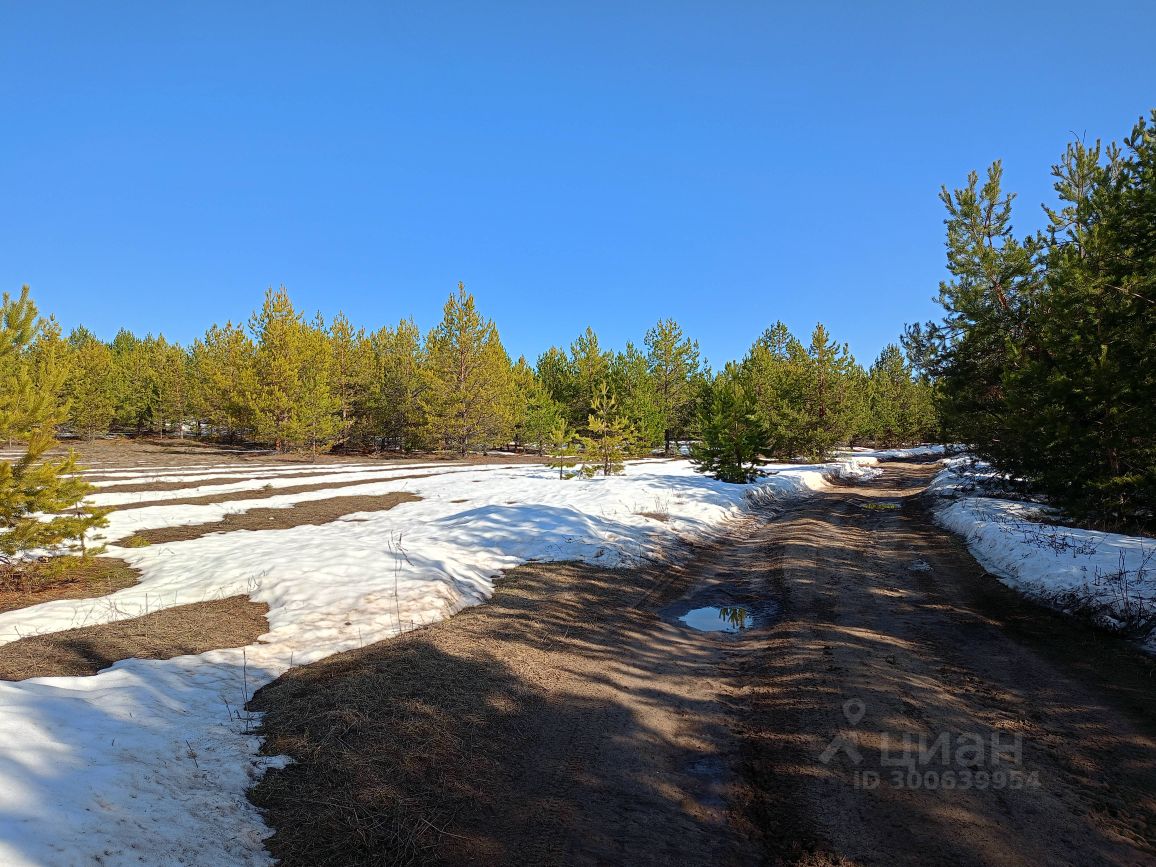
[0,595,269,680]
[107,473,435,512]
[122,492,422,544]
[85,463,450,491]
[248,557,711,867]
[249,566,567,867]
[0,557,140,614]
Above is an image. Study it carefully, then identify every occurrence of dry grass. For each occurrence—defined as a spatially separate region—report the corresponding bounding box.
[107,473,434,512]
[248,556,714,867]
[249,562,608,867]
[0,557,140,614]
[123,492,422,544]
[0,595,269,680]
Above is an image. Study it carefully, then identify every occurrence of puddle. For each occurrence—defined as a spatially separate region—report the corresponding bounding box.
[680,606,753,633]
[666,586,780,635]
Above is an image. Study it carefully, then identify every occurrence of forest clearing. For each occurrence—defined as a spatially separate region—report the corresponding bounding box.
[4,5,1155,865]
[1,442,1153,865]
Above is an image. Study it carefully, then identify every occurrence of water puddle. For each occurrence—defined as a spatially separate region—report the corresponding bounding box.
[666,586,780,636]
[679,606,753,633]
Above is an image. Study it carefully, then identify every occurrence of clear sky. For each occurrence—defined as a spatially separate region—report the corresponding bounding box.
[2,2,1154,369]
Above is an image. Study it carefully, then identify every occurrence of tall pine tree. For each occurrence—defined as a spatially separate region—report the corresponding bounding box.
[422,284,514,456]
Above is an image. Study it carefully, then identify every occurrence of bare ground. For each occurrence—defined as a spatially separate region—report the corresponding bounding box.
[0,595,268,680]
[103,472,436,512]
[55,437,552,471]
[122,491,422,544]
[250,460,1156,866]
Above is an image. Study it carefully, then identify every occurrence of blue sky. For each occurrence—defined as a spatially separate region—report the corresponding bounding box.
[2,2,1154,369]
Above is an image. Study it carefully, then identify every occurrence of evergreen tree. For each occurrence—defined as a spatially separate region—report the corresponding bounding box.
[110,329,157,433]
[741,322,809,457]
[864,344,937,446]
[611,343,664,451]
[250,288,305,451]
[365,319,426,451]
[511,357,563,455]
[908,111,1156,528]
[796,323,861,459]
[0,287,106,558]
[691,365,767,483]
[903,161,1040,462]
[422,284,514,456]
[547,421,580,479]
[566,327,612,426]
[644,318,701,454]
[65,330,118,438]
[535,345,576,419]
[249,288,341,452]
[192,322,257,441]
[152,337,193,437]
[329,312,372,445]
[287,315,343,454]
[578,381,635,476]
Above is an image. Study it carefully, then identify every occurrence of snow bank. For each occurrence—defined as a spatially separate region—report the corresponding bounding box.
[927,460,1156,652]
[0,457,840,866]
[851,444,947,460]
[828,458,884,482]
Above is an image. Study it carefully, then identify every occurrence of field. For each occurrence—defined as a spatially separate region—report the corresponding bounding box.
[0,439,850,865]
[2,441,1155,866]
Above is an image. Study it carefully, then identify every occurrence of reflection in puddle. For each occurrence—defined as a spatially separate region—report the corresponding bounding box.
[679,606,752,633]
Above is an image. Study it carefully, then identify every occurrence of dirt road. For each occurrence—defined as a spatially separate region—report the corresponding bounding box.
[252,461,1156,865]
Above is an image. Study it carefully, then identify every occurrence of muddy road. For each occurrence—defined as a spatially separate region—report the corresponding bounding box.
[252,461,1156,865]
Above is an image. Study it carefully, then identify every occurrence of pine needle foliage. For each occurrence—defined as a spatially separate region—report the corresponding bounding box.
[578,382,635,477]
[0,287,107,559]
[690,366,768,483]
[422,284,514,456]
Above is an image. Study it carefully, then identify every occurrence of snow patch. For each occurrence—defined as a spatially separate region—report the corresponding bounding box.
[928,459,1156,652]
[0,457,842,865]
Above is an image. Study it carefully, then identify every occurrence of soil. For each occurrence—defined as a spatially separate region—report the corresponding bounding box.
[250,460,1156,866]
[0,595,268,680]
[125,491,422,544]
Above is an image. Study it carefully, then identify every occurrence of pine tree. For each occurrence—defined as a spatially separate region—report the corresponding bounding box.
[192,322,258,441]
[903,161,1040,464]
[0,287,106,559]
[511,357,563,455]
[797,324,860,459]
[611,343,664,451]
[566,327,612,427]
[328,312,372,445]
[645,318,701,454]
[287,315,343,454]
[110,329,157,433]
[152,337,193,437]
[578,381,634,476]
[741,322,809,457]
[365,319,426,451]
[691,365,767,483]
[250,288,304,450]
[535,345,576,418]
[864,344,935,446]
[547,421,580,479]
[422,284,514,456]
[65,330,118,439]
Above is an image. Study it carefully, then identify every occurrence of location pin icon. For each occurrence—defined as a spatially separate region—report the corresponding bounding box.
[843,698,866,726]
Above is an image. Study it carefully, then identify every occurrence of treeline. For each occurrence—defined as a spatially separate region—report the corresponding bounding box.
[14,283,936,463]
[907,110,1156,531]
